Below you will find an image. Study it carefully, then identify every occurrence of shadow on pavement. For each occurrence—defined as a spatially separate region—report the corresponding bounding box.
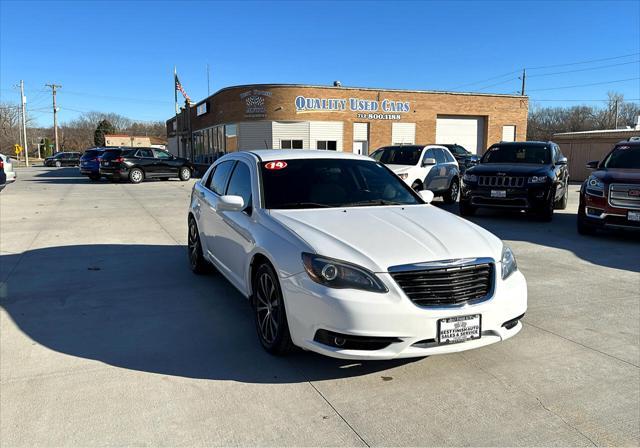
[0,244,419,382]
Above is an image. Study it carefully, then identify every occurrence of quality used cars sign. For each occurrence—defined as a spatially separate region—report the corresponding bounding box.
[295,95,411,113]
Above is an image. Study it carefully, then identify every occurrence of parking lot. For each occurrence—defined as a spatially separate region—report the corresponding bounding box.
[1,166,639,446]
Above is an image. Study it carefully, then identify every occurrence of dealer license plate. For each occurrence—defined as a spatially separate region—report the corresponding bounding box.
[438,314,481,344]
[491,190,506,198]
[628,210,640,222]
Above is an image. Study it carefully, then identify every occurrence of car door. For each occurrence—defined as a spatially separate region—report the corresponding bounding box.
[423,148,448,191]
[153,149,177,176]
[419,148,437,188]
[135,149,156,175]
[199,160,236,265]
[212,160,255,292]
[553,145,568,200]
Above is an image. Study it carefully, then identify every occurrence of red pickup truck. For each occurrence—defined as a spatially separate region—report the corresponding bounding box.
[578,139,640,234]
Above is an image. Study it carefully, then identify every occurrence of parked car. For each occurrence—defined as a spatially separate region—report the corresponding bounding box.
[370,144,460,203]
[188,150,527,359]
[440,143,479,174]
[99,147,194,183]
[460,141,569,221]
[577,140,640,234]
[79,147,108,181]
[0,153,16,183]
[44,152,81,167]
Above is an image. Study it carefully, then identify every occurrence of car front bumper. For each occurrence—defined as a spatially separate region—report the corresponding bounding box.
[280,269,527,360]
[581,192,640,230]
[461,183,551,209]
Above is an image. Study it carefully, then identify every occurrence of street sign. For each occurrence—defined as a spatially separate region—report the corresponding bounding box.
[14,144,23,155]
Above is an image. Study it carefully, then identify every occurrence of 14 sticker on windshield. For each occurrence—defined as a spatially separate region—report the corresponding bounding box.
[265,161,287,170]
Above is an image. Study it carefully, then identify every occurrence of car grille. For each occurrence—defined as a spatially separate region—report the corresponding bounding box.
[390,260,494,307]
[609,183,640,210]
[478,175,525,188]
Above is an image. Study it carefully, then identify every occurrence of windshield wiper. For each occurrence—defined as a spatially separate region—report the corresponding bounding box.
[344,199,406,207]
[277,202,333,209]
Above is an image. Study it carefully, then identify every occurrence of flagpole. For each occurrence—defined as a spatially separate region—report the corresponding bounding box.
[174,66,180,157]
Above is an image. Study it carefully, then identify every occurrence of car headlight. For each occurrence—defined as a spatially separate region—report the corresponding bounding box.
[501,246,518,280]
[463,173,477,182]
[302,253,388,293]
[585,175,605,196]
[397,173,408,180]
[528,176,547,184]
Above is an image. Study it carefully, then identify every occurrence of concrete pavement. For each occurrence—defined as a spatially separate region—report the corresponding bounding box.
[1,167,639,446]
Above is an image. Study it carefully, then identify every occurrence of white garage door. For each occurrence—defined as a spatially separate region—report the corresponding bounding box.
[392,122,416,144]
[436,116,485,154]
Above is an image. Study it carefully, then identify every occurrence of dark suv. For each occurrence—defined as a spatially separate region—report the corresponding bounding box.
[577,140,640,234]
[460,141,569,221]
[99,147,194,183]
[440,144,479,174]
[44,152,81,167]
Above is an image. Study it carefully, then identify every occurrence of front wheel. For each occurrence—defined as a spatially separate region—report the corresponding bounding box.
[55,161,61,168]
[89,174,101,181]
[129,168,144,184]
[179,166,191,181]
[539,187,556,222]
[556,181,569,210]
[253,263,295,356]
[188,217,210,274]
[442,178,459,204]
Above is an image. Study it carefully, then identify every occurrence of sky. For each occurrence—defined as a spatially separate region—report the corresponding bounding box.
[1,0,639,127]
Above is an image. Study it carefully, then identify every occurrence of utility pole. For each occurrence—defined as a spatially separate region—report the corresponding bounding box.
[45,83,62,154]
[19,80,29,166]
[520,68,526,96]
[614,99,619,129]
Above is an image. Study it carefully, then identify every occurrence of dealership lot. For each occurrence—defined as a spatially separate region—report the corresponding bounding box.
[1,167,639,446]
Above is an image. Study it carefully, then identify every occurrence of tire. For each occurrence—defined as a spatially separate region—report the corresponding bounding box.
[187,216,210,274]
[539,187,556,222]
[55,161,61,168]
[411,180,423,191]
[179,166,192,181]
[556,181,569,210]
[89,174,101,181]
[253,262,295,356]
[442,177,459,204]
[459,199,476,216]
[577,204,596,236]
[129,168,144,184]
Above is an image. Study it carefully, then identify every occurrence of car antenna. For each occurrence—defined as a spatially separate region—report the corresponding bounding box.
[264,139,269,149]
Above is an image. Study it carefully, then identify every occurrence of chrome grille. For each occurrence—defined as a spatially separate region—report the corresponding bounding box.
[609,183,640,210]
[390,260,494,307]
[478,175,525,188]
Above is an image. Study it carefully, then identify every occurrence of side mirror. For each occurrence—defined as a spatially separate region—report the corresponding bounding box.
[418,190,434,204]
[586,160,599,169]
[557,156,568,165]
[218,195,245,212]
[422,158,437,166]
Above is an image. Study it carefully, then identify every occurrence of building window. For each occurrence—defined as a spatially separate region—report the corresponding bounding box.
[316,140,337,150]
[281,139,303,149]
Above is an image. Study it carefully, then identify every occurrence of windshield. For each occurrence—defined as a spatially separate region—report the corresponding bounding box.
[482,144,551,164]
[371,146,422,166]
[602,145,640,169]
[261,159,422,209]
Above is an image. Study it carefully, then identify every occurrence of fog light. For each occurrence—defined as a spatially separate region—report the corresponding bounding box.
[333,337,346,347]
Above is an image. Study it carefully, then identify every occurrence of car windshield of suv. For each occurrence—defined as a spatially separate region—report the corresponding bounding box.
[482,144,551,164]
[370,146,422,165]
[261,159,421,209]
[601,145,640,169]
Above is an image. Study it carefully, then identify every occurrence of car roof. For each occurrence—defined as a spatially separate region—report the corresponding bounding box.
[490,141,554,147]
[246,149,374,162]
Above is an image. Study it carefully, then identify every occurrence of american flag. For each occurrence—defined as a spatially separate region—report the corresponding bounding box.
[175,74,191,103]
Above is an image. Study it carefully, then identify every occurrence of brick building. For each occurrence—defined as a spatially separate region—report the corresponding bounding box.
[166,83,528,164]
[105,134,167,149]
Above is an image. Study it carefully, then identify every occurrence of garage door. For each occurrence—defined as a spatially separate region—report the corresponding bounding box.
[436,116,485,154]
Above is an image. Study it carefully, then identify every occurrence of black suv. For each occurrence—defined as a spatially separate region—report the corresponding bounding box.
[459,141,569,221]
[440,144,479,174]
[99,147,194,183]
[44,152,81,167]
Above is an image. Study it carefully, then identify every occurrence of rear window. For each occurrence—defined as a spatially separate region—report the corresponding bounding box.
[82,150,101,158]
[370,146,423,166]
[101,149,122,160]
[602,145,640,169]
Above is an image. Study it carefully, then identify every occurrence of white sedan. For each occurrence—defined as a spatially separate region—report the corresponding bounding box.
[188,150,527,360]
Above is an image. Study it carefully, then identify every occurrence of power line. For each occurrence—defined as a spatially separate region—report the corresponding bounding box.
[475,77,520,91]
[527,52,640,70]
[527,77,640,92]
[448,70,520,90]
[527,60,640,78]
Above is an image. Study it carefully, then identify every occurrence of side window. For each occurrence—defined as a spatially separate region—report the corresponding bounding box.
[433,148,447,164]
[203,166,216,189]
[137,149,153,158]
[210,161,235,195]
[225,162,253,211]
[154,150,172,159]
[443,149,456,163]
[423,148,435,163]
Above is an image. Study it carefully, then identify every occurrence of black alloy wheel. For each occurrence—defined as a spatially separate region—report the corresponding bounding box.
[556,180,569,210]
[459,199,476,216]
[187,217,210,274]
[540,187,556,222]
[253,263,294,355]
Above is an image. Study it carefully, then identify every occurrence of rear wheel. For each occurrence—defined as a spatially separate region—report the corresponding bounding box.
[459,199,476,216]
[253,263,295,355]
[442,178,459,204]
[129,168,144,184]
[188,217,210,274]
[55,161,61,168]
[179,166,191,181]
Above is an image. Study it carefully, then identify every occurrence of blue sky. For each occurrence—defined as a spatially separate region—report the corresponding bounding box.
[1,0,639,126]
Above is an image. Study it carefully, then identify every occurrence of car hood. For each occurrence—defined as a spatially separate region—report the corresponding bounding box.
[468,163,548,176]
[591,168,640,184]
[386,164,415,174]
[269,205,502,272]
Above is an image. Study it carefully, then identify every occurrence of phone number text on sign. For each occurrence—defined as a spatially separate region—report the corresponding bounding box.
[356,113,402,120]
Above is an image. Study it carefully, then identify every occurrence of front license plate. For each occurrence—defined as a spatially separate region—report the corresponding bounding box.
[438,314,481,344]
[491,190,506,198]
[628,210,640,222]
